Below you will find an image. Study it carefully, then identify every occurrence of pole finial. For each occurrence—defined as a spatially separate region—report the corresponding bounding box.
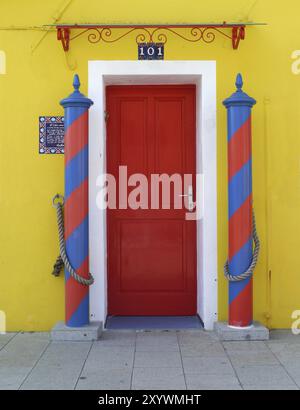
[236,73,243,91]
[60,74,93,108]
[73,74,80,92]
[223,73,256,108]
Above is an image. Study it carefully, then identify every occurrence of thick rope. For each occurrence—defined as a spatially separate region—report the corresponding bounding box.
[52,194,94,286]
[224,209,260,282]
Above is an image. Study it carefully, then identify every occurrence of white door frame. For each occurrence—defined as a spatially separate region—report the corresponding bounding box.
[88,60,217,330]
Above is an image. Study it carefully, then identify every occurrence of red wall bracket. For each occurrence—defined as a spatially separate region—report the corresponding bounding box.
[57,27,71,51]
[232,26,245,50]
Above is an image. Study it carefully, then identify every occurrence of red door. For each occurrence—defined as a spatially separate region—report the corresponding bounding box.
[106,85,196,315]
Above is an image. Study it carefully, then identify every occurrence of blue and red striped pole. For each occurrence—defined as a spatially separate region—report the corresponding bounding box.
[223,74,256,327]
[60,75,93,327]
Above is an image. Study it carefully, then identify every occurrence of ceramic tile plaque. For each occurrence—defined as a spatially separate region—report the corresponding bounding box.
[39,116,64,154]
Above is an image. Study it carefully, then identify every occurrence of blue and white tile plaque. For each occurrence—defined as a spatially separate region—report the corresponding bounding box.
[39,116,64,154]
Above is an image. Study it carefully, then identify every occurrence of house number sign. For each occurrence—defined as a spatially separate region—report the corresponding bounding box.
[138,43,164,60]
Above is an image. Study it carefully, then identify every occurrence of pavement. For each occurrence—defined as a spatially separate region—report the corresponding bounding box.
[0,329,299,390]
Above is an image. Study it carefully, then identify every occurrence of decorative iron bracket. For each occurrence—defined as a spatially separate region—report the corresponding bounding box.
[55,23,265,52]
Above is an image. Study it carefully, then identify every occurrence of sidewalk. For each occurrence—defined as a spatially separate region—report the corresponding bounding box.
[0,329,299,390]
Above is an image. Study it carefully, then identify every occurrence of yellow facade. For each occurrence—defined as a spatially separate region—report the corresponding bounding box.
[0,0,300,330]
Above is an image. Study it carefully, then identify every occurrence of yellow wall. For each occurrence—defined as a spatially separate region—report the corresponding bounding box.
[0,0,299,330]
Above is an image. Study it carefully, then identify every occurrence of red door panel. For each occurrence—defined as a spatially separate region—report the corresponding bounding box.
[106,85,197,315]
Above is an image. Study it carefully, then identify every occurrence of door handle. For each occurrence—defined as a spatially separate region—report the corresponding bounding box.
[179,185,194,211]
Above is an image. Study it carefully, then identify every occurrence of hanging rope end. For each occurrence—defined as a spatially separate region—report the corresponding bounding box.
[51,193,94,286]
[224,209,260,282]
[52,255,64,277]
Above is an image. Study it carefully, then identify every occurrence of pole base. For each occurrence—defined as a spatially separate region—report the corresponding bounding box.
[51,321,102,341]
[214,321,269,341]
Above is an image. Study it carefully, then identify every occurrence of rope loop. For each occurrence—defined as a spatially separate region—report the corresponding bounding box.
[52,194,94,286]
[224,209,260,282]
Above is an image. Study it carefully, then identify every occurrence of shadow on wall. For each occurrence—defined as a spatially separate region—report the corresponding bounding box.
[0,310,6,334]
[0,50,6,74]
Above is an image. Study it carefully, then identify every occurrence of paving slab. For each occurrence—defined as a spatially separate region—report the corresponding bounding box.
[82,344,135,370]
[223,341,269,352]
[134,351,182,368]
[0,333,49,390]
[234,364,297,388]
[132,367,186,390]
[242,384,299,390]
[266,344,300,382]
[20,341,91,390]
[267,342,300,359]
[98,330,136,347]
[273,362,300,387]
[0,333,17,350]
[180,341,226,358]
[136,331,179,352]
[76,369,132,390]
[226,350,279,367]
[177,330,217,346]
[185,373,242,390]
[182,356,235,375]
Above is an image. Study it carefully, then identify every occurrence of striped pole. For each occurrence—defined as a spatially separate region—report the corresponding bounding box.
[223,74,256,327]
[60,75,93,327]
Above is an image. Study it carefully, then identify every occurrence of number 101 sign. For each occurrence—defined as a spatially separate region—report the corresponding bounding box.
[138,43,164,60]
